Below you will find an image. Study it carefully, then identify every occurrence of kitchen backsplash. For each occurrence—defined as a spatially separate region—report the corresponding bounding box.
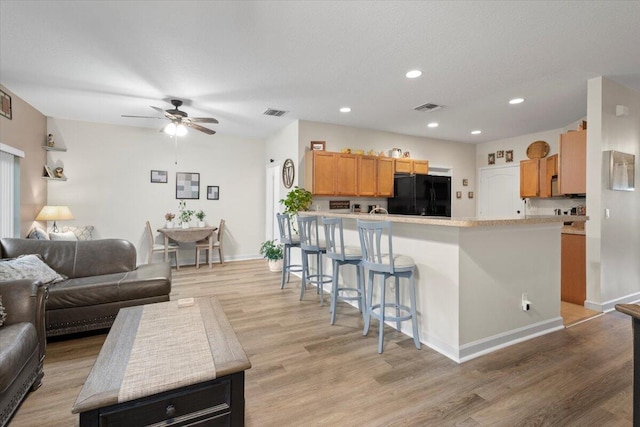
[527,197,586,216]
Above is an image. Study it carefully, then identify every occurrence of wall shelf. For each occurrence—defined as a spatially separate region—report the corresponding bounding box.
[43,146,67,152]
[42,176,67,181]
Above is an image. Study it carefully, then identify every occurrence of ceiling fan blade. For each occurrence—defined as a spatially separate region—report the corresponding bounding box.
[149,105,165,113]
[187,123,216,135]
[164,111,179,121]
[121,114,165,119]
[188,117,219,124]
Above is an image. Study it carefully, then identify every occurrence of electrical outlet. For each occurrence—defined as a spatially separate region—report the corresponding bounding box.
[521,293,531,311]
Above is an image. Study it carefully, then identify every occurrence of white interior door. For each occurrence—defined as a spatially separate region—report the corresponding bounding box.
[265,162,281,241]
[478,165,524,217]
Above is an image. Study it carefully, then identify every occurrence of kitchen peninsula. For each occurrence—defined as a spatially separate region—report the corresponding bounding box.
[300,212,588,363]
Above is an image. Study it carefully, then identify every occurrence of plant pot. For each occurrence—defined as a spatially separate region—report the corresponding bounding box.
[198,221,205,228]
[181,222,190,229]
[268,259,283,272]
[166,221,174,229]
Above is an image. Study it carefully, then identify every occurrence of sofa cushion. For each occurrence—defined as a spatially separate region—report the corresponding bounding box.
[0,323,38,391]
[0,295,5,327]
[46,273,126,310]
[61,225,94,241]
[0,254,66,284]
[26,226,50,240]
[49,231,77,241]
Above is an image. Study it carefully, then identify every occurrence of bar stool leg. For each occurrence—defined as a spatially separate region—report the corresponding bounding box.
[378,275,386,354]
[409,273,420,349]
[356,264,364,314]
[317,252,324,306]
[363,270,374,336]
[395,276,402,332]
[330,260,339,325]
[280,245,289,289]
[300,251,309,301]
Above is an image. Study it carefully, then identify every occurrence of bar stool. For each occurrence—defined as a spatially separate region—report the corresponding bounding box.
[357,219,420,354]
[297,215,332,305]
[276,213,303,289]
[322,217,365,325]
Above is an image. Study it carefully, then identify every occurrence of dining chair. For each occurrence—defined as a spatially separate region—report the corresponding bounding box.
[146,221,180,270]
[195,219,225,268]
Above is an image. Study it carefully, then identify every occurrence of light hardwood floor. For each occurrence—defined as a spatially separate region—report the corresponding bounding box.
[10,260,634,426]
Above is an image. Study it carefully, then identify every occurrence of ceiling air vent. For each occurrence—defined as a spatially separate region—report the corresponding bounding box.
[263,108,289,117]
[414,103,443,112]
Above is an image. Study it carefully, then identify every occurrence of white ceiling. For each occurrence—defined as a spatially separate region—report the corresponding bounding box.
[1,1,639,143]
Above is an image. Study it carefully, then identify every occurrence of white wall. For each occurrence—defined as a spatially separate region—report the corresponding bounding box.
[297,120,477,216]
[46,118,265,265]
[586,77,640,311]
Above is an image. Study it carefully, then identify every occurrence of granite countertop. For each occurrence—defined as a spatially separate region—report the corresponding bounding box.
[300,211,589,228]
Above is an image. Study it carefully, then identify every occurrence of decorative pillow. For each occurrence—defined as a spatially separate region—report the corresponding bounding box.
[61,225,94,240]
[0,296,6,327]
[0,254,66,284]
[27,226,50,240]
[49,231,78,241]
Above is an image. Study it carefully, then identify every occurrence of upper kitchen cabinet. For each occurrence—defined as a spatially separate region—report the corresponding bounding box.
[558,130,586,195]
[305,151,337,195]
[394,158,429,175]
[520,158,542,198]
[376,157,394,197]
[336,153,358,196]
[357,155,377,197]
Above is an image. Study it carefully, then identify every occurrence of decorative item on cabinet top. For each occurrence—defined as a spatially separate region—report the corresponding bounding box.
[526,140,550,159]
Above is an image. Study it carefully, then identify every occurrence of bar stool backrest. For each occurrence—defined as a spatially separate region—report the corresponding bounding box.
[297,215,322,251]
[322,217,347,261]
[357,220,395,274]
[276,213,296,245]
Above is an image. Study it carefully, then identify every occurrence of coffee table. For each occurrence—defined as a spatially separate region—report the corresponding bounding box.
[72,297,251,426]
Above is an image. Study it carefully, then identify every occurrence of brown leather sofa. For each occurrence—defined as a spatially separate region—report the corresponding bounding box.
[0,279,47,427]
[0,238,171,337]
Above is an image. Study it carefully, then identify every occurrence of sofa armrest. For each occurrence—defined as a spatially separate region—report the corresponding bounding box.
[0,279,48,361]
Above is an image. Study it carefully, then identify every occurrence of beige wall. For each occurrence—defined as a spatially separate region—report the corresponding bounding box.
[0,85,47,236]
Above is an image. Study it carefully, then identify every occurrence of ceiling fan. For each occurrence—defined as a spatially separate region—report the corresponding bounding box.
[122,99,218,135]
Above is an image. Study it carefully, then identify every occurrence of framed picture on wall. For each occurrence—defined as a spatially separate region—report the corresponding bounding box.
[310,141,326,151]
[176,172,200,199]
[207,186,220,200]
[150,170,168,183]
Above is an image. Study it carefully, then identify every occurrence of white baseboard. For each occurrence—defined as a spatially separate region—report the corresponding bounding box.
[585,292,640,313]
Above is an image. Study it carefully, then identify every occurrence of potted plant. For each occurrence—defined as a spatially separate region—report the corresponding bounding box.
[164,212,175,228]
[279,186,313,232]
[195,210,206,227]
[259,239,284,272]
[280,186,313,216]
[178,200,195,228]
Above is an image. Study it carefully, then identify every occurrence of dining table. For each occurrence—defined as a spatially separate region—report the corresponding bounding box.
[157,226,218,269]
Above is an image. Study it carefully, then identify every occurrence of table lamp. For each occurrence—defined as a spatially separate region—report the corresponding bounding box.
[35,205,74,232]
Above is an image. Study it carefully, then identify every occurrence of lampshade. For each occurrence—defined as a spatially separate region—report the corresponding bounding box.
[35,205,74,232]
[35,205,74,221]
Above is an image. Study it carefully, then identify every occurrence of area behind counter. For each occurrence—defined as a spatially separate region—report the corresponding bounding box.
[300,212,587,362]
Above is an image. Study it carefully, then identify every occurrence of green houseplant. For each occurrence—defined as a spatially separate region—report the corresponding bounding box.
[280,186,313,216]
[259,239,284,271]
[195,209,206,227]
[178,200,195,228]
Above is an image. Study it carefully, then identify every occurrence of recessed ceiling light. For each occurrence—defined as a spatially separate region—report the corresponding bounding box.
[406,70,422,79]
[471,130,482,135]
[509,97,525,105]
[340,107,351,113]
[427,122,439,128]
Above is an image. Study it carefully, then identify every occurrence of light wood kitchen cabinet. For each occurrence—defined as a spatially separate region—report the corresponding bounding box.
[394,158,413,174]
[336,153,358,195]
[520,159,542,198]
[357,155,377,196]
[413,160,429,174]
[394,158,429,175]
[376,157,394,197]
[561,233,586,305]
[559,130,586,195]
[305,151,337,195]
[540,154,558,198]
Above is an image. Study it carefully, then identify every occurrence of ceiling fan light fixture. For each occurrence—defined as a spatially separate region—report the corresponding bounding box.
[176,124,187,136]
[163,122,177,135]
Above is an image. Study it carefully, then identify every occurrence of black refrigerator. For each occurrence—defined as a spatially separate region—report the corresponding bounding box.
[387,174,451,217]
